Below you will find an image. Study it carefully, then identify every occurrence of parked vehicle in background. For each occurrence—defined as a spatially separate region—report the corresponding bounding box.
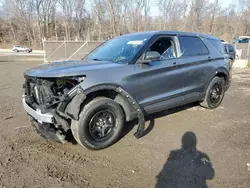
[22,31,232,150]
[233,37,250,44]
[223,42,236,61]
[12,45,32,53]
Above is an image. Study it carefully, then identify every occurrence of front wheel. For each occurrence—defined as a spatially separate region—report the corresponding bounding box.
[71,97,124,150]
[200,77,225,109]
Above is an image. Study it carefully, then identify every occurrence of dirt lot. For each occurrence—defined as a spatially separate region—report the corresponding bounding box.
[0,55,249,188]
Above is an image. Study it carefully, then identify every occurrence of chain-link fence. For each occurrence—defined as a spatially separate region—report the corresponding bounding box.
[43,41,104,63]
[234,43,250,60]
[43,40,250,62]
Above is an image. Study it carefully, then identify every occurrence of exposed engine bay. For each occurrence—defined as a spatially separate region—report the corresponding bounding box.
[23,75,145,145]
[23,76,86,142]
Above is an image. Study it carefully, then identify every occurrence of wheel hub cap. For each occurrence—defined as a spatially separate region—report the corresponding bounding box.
[210,84,222,104]
[89,110,116,140]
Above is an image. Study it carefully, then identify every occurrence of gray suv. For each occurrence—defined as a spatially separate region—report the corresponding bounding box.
[22,31,232,150]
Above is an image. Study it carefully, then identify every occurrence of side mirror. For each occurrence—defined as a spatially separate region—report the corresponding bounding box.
[145,51,161,61]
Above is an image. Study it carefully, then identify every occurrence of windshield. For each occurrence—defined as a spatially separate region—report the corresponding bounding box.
[87,34,152,63]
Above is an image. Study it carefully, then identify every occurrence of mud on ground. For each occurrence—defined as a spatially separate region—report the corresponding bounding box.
[0,56,249,188]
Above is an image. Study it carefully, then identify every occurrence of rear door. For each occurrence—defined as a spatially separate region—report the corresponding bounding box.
[228,45,236,60]
[177,36,212,101]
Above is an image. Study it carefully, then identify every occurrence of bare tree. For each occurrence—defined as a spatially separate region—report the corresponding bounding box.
[58,0,74,40]
[73,0,86,39]
[209,0,219,33]
[33,0,56,45]
[189,0,207,32]
[0,0,249,48]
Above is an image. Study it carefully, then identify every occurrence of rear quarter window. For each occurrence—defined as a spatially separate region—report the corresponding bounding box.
[229,45,235,53]
[207,39,225,54]
[224,45,228,53]
[179,36,209,57]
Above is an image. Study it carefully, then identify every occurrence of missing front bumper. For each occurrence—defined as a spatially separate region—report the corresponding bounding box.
[22,97,54,124]
[29,116,66,143]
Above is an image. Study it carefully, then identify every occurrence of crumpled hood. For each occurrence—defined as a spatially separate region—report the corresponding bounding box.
[24,60,123,78]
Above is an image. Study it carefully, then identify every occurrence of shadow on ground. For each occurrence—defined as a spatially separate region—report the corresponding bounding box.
[120,102,200,140]
[155,132,215,188]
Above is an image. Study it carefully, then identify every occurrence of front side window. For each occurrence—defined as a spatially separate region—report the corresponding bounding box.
[179,36,209,57]
[145,37,177,60]
[87,34,152,63]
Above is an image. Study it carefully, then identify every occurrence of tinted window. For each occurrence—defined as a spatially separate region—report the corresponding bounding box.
[239,38,249,43]
[229,45,234,53]
[224,45,228,53]
[207,39,225,54]
[147,37,176,60]
[179,36,209,57]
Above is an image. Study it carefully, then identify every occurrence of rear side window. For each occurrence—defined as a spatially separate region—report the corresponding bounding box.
[179,36,209,57]
[207,39,225,54]
[224,45,228,53]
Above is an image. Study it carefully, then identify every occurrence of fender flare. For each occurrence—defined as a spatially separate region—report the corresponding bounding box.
[213,68,229,79]
[200,68,230,98]
[84,85,145,139]
[213,68,230,85]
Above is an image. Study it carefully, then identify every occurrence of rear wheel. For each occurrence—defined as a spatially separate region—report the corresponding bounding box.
[229,59,234,68]
[71,97,124,150]
[200,77,225,109]
[14,49,19,53]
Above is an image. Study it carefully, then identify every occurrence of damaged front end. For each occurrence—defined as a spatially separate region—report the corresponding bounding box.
[23,76,86,143]
[23,76,146,144]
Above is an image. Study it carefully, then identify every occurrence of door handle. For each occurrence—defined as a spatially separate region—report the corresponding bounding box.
[173,62,179,68]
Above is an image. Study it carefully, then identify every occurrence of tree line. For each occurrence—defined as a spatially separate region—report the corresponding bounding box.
[0,0,250,49]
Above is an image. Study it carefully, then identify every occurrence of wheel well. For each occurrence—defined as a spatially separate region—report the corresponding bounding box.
[215,72,227,83]
[84,89,136,122]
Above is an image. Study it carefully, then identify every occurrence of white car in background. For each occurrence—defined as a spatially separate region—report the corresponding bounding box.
[12,45,32,53]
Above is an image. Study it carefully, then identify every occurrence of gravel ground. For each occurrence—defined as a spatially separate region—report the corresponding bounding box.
[0,56,249,188]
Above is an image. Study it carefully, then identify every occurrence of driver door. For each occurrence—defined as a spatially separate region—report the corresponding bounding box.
[135,36,184,114]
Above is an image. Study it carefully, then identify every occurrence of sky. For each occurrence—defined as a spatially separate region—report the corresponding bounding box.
[150,0,236,16]
[219,0,235,7]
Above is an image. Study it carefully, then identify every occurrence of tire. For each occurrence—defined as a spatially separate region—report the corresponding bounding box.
[26,49,30,53]
[71,97,124,150]
[14,49,19,53]
[200,77,225,109]
[229,59,234,68]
